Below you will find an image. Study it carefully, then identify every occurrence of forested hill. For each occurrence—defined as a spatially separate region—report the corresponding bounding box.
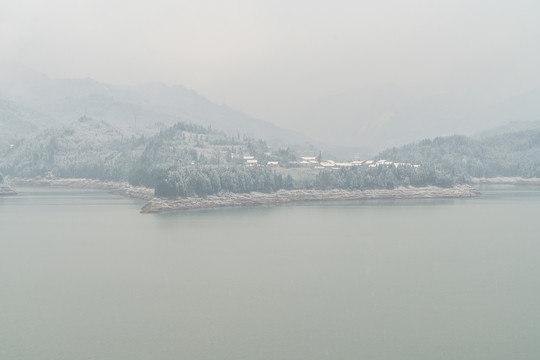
[127,122,274,187]
[8,114,538,199]
[0,117,143,179]
[0,117,274,184]
[0,116,469,198]
[376,129,540,178]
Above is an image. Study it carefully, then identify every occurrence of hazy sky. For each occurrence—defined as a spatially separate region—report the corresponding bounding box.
[2,0,540,142]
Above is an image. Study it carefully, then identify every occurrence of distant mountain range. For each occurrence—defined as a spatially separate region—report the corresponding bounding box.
[2,65,539,158]
[0,65,367,159]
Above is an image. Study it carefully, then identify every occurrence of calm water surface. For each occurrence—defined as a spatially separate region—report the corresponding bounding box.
[1,186,539,359]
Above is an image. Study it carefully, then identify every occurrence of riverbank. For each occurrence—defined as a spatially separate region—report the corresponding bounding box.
[140,185,479,213]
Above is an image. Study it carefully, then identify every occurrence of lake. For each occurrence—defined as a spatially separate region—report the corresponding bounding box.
[1,186,539,359]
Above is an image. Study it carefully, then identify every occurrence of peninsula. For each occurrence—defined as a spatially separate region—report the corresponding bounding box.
[9,178,477,213]
[140,185,478,213]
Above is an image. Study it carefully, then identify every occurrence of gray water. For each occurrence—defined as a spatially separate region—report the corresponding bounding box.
[1,186,539,360]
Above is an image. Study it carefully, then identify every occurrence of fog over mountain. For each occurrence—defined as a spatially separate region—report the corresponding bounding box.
[2,0,539,154]
[303,85,540,150]
[0,65,307,143]
[0,65,375,159]
[2,64,539,160]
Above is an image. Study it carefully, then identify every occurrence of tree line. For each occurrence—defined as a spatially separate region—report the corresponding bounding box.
[154,163,463,198]
[313,164,466,190]
[377,131,540,178]
[155,166,294,198]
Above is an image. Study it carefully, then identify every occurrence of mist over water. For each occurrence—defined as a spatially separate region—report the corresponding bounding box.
[1,186,539,359]
[2,1,540,359]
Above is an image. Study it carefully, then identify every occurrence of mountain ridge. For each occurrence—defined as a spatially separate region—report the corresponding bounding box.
[0,66,369,159]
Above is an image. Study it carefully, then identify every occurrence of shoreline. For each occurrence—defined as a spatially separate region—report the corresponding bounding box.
[471,177,540,185]
[9,178,155,201]
[8,177,479,213]
[0,185,17,196]
[140,185,479,213]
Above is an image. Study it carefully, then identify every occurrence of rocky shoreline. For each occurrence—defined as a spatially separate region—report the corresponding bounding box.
[140,185,479,213]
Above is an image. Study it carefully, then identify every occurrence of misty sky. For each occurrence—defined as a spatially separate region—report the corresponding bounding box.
[2,0,540,145]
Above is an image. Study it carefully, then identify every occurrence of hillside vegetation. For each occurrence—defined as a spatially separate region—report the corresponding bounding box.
[377,130,540,178]
[0,117,283,187]
[3,117,538,199]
